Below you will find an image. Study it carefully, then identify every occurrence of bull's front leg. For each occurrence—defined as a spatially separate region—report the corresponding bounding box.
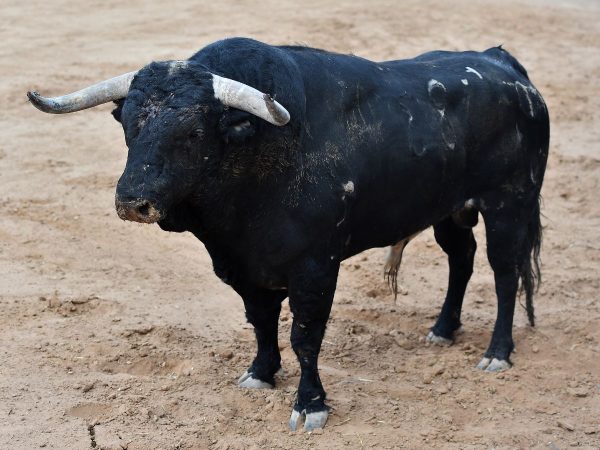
[287,257,339,431]
[237,287,287,389]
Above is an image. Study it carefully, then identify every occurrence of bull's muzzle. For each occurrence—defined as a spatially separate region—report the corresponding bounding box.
[115,197,163,224]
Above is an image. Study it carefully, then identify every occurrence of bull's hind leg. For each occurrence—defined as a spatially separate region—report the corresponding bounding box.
[476,197,536,372]
[427,214,477,345]
[238,287,287,389]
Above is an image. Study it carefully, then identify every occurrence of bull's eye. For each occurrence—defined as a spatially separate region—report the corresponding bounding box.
[219,114,255,144]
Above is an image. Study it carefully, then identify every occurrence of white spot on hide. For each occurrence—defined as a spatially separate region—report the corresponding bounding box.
[461,79,469,86]
[168,60,189,75]
[465,66,483,79]
[343,181,355,194]
[515,81,536,117]
[427,79,446,93]
[428,80,446,118]
[515,123,523,144]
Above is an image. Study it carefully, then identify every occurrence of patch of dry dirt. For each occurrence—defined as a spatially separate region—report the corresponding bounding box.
[0,0,599,448]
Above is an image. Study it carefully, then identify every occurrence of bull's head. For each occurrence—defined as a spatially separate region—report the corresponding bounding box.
[27,60,290,224]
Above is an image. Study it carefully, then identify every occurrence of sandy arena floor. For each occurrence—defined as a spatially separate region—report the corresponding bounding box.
[1,0,599,448]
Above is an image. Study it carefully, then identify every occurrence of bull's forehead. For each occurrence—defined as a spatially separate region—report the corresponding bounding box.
[135,95,209,130]
[132,59,202,92]
[137,96,168,128]
[124,60,214,131]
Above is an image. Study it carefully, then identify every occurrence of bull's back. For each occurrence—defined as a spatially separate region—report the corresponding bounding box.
[290,47,548,253]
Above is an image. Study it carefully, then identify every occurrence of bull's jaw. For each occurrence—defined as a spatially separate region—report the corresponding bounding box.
[115,198,164,224]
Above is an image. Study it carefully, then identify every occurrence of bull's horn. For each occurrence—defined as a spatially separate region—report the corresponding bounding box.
[27,71,138,114]
[212,74,290,126]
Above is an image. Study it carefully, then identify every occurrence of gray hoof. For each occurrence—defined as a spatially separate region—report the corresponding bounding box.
[289,409,301,431]
[288,409,329,431]
[426,331,453,346]
[305,410,329,431]
[476,357,491,370]
[476,357,511,372]
[237,370,274,389]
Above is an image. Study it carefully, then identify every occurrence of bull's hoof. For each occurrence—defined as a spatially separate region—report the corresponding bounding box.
[237,370,274,389]
[288,407,329,432]
[426,331,453,346]
[476,357,511,372]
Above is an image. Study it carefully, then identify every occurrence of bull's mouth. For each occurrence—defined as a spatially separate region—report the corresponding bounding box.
[115,198,164,224]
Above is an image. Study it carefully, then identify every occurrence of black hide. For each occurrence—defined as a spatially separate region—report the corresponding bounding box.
[111,38,549,429]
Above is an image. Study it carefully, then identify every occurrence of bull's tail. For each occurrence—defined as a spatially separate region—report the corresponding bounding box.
[518,71,549,326]
[518,195,543,326]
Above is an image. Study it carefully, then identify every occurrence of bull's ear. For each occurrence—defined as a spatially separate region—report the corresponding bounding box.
[111,98,125,123]
[219,109,256,144]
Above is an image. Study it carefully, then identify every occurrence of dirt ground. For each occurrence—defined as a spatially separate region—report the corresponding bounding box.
[1,0,599,448]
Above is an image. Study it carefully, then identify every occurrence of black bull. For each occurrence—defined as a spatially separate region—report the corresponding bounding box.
[28,37,549,431]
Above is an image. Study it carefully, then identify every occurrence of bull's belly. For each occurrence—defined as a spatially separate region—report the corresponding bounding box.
[341,194,464,258]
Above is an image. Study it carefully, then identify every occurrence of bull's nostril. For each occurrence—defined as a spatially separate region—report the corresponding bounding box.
[137,202,150,217]
[115,198,161,223]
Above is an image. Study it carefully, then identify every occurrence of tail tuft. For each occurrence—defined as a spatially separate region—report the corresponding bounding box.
[519,195,543,326]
